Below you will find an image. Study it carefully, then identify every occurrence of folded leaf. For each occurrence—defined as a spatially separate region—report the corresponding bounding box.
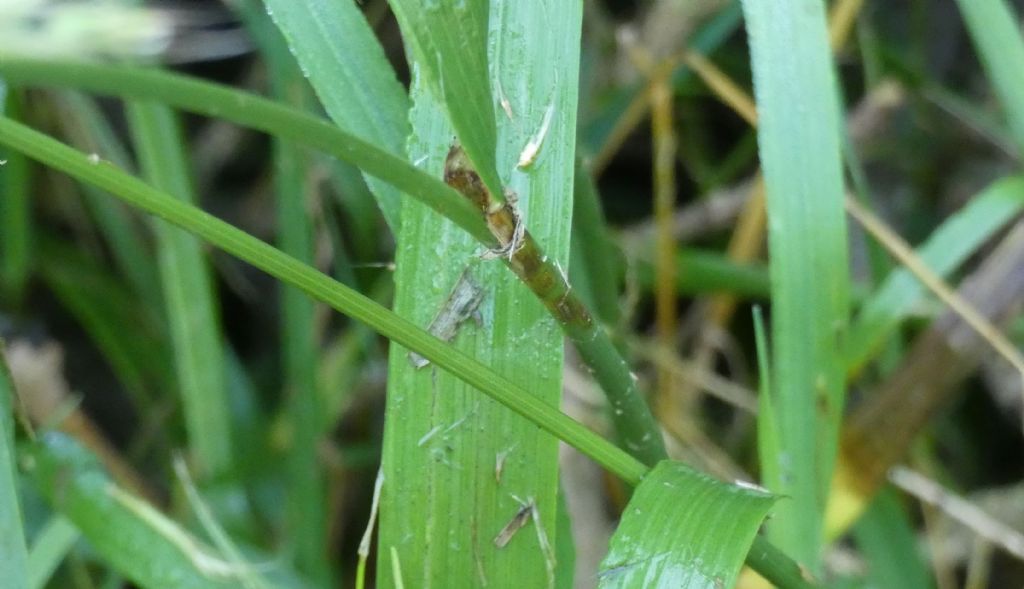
[599,461,776,588]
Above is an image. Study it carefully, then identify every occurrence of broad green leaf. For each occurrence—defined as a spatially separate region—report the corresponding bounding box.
[378,0,582,584]
[741,0,850,570]
[264,0,408,232]
[0,342,29,589]
[846,175,1024,374]
[954,0,1024,154]
[24,432,305,589]
[599,460,776,588]
[126,103,232,479]
[387,0,503,199]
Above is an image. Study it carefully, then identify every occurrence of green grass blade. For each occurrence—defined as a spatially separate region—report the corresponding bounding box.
[0,58,490,245]
[846,175,1024,374]
[0,89,31,304]
[598,460,777,588]
[38,240,171,404]
[379,1,582,583]
[234,1,330,581]
[571,164,622,326]
[126,103,232,478]
[0,342,29,589]
[53,91,162,308]
[263,0,409,232]
[25,432,281,589]
[634,248,771,299]
[954,0,1024,154]
[853,488,934,589]
[740,0,851,570]
[387,0,503,199]
[27,516,79,589]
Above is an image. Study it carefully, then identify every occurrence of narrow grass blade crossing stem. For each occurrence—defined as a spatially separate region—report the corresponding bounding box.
[444,146,667,467]
[0,113,817,589]
[0,58,665,466]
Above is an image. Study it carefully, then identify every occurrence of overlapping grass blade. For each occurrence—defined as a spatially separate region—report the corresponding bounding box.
[387,0,503,199]
[27,516,79,589]
[25,432,305,589]
[378,0,582,583]
[954,0,1024,154]
[0,58,489,244]
[846,175,1024,374]
[38,240,171,404]
[0,342,29,589]
[126,103,232,479]
[52,91,161,308]
[740,0,851,569]
[598,461,776,588]
[233,2,330,580]
[263,0,408,232]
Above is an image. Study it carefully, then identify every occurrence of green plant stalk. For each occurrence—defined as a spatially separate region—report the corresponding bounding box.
[954,0,1024,155]
[0,114,815,589]
[0,342,29,589]
[445,146,666,466]
[126,102,232,479]
[0,58,666,465]
[741,0,851,570]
